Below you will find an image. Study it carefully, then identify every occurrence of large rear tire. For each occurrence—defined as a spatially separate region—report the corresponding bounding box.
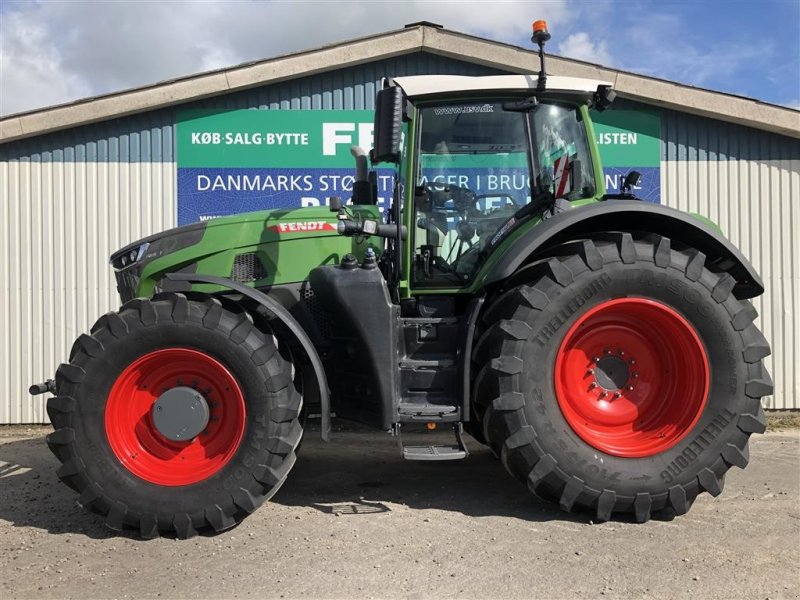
[473,234,772,522]
[46,293,302,538]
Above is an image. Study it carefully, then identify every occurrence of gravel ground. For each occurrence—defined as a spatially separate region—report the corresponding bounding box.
[1,422,798,600]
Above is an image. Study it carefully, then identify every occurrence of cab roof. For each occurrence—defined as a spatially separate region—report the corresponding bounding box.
[392,75,612,99]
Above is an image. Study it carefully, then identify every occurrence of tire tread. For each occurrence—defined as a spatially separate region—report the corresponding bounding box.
[473,233,771,523]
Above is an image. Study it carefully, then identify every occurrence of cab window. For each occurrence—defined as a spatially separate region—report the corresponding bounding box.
[412,101,594,287]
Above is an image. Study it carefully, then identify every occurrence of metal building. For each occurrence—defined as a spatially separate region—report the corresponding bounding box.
[1,23,798,423]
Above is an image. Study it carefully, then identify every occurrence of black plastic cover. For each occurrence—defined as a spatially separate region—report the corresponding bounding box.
[309,263,399,430]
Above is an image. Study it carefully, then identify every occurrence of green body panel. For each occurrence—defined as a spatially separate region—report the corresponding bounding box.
[135,206,382,297]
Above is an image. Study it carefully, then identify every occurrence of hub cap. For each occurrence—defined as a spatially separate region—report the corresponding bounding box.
[151,386,210,442]
[554,298,709,458]
[105,348,246,486]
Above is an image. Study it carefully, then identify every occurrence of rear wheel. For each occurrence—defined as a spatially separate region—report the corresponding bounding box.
[46,293,302,538]
[473,234,772,522]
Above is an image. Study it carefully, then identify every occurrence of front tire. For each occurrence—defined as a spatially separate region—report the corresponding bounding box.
[474,234,772,522]
[46,293,302,538]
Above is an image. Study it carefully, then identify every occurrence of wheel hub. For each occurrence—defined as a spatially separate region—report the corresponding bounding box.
[152,386,210,442]
[593,355,629,391]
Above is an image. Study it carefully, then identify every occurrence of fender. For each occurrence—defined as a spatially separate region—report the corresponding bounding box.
[165,272,331,441]
[484,200,764,299]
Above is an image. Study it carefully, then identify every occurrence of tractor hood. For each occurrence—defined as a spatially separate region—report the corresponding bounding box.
[110,208,341,270]
[109,206,381,301]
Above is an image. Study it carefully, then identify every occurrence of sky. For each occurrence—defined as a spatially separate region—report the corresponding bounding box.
[1,0,799,116]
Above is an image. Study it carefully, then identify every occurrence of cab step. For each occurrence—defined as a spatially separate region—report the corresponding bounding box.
[395,423,469,461]
[403,445,466,461]
[397,402,458,417]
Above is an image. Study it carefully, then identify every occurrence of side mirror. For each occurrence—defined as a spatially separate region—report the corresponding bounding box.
[371,86,405,164]
[621,171,642,193]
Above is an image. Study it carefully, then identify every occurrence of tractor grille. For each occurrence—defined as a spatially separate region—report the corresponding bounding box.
[230,252,267,283]
[114,268,141,302]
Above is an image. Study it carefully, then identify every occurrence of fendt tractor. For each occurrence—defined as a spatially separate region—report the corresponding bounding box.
[32,22,772,538]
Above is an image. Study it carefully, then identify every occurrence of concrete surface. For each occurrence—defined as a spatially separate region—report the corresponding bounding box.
[1,423,798,600]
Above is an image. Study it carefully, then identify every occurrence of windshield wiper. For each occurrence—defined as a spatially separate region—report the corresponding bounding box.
[502,97,539,112]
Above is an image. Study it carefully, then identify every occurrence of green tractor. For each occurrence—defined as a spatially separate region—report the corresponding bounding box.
[31,22,772,538]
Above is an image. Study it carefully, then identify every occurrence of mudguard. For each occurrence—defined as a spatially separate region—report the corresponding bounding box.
[484,200,764,299]
[165,272,331,441]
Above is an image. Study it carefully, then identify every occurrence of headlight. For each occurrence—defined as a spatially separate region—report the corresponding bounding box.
[110,242,149,271]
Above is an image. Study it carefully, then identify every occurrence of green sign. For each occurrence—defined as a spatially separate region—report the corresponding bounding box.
[177,109,375,168]
[591,109,661,167]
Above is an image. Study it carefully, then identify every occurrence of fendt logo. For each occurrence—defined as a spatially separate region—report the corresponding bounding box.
[267,222,337,233]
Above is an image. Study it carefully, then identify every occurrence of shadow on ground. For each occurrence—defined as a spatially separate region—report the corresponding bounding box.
[273,421,587,524]
[0,435,116,539]
[0,421,588,538]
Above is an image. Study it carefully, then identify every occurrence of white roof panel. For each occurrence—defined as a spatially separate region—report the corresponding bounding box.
[392,75,611,98]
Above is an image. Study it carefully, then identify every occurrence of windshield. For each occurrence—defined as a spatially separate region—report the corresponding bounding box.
[412,101,594,287]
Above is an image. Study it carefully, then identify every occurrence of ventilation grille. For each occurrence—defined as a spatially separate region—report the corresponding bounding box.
[300,287,332,340]
[230,253,267,283]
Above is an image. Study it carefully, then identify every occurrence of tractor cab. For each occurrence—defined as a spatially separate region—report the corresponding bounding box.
[358,72,616,300]
[387,75,611,290]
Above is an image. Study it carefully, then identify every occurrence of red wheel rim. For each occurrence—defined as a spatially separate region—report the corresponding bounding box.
[105,348,246,485]
[554,298,709,458]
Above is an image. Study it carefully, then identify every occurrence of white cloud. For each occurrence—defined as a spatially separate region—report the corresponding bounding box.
[557,31,612,65]
[0,0,573,116]
[0,8,92,115]
[2,0,794,115]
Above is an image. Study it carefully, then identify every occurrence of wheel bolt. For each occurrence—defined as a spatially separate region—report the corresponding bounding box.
[589,383,597,390]
[593,356,600,363]
[619,350,625,356]
[586,369,594,376]
[605,348,612,355]
[598,391,607,398]
[612,392,621,399]
[632,373,639,379]
[627,385,634,391]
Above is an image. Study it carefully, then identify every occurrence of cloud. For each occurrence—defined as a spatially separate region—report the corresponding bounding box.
[0,0,573,116]
[0,7,92,115]
[557,31,612,65]
[1,0,796,115]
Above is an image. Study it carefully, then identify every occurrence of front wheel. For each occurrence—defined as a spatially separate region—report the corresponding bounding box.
[46,293,303,538]
[474,234,772,522]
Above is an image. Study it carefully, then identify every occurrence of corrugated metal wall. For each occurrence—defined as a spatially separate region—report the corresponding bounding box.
[658,107,800,409]
[0,53,503,424]
[0,160,175,423]
[0,54,797,423]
